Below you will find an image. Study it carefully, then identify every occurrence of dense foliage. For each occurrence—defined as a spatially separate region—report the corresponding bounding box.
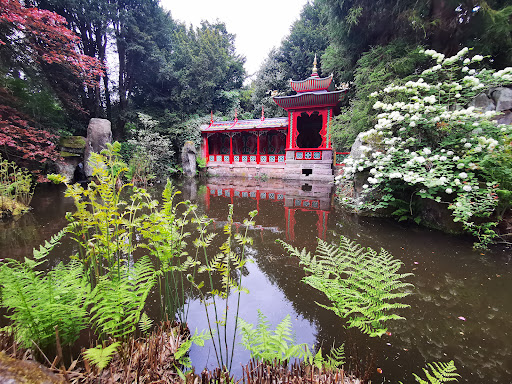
[338,48,512,248]
[0,0,248,178]
[0,0,103,174]
[255,0,512,150]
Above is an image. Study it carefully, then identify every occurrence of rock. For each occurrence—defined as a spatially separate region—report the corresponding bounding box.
[469,93,496,112]
[55,157,82,183]
[59,136,86,156]
[73,162,87,183]
[0,352,64,383]
[418,198,464,234]
[490,87,512,111]
[497,111,512,126]
[181,141,196,178]
[349,133,365,161]
[84,118,112,177]
[55,136,87,182]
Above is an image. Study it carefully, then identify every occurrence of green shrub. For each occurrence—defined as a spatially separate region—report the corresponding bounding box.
[339,48,512,248]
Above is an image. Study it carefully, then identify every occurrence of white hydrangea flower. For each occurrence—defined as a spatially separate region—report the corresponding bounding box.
[459,172,468,178]
[463,185,472,192]
[446,188,453,194]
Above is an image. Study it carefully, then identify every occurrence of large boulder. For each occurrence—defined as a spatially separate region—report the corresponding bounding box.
[468,92,496,112]
[181,141,196,178]
[55,136,86,182]
[84,118,112,177]
[490,87,512,111]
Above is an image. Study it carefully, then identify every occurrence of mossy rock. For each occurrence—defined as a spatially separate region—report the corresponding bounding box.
[59,136,86,149]
[1,197,29,218]
[60,151,80,158]
[0,352,65,383]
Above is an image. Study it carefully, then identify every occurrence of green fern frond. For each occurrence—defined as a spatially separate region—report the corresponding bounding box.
[238,310,311,363]
[326,343,345,369]
[409,361,460,384]
[0,259,89,349]
[280,236,414,337]
[88,256,155,340]
[139,312,153,334]
[33,224,72,261]
[83,342,121,372]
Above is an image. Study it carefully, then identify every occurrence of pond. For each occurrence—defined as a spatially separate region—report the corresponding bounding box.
[1,178,511,383]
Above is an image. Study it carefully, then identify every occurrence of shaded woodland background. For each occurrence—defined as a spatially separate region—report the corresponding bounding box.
[1,0,511,174]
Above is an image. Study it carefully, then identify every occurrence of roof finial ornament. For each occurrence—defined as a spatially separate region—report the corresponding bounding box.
[261,106,265,121]
[312,54,319,77]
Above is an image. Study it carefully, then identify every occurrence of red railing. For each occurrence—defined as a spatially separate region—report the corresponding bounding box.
[208,155,285,163]
[335,152,350,166]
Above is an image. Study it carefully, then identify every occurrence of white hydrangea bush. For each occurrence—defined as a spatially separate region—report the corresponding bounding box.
[337,48,512,248]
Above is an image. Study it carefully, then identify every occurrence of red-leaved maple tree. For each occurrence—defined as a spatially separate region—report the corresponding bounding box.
[0,0,104,179]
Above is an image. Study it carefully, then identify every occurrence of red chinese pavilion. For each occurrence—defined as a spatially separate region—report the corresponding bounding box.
[201,57,347,181]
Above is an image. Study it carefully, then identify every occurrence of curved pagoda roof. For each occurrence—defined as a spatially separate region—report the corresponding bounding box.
[201,117,288,133]
[290,76,334,93]
[273,55,347,110]
[273,90,346,110]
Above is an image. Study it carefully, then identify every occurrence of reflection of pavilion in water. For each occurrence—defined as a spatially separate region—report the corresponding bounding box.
[204,179,332,241]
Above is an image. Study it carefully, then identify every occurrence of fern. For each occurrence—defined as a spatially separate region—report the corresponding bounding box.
[174,329,212,368]
[139,312,153,334]
[32,224,71,262]
[0,259,89,348]
[326,343,345,369]
[83,342,121,372]
[279,236,413,337]
[88,256,156,340]
[400,361,460,384]
[238,310,312,363]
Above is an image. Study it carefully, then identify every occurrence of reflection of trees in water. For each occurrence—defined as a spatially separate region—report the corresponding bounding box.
[0,213,39,261]
[1,185,74,262]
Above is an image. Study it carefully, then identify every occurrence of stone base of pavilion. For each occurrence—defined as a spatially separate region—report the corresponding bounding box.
[206,150,334,182]
[206,162,287,179]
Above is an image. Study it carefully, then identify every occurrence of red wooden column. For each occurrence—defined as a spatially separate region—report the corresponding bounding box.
[204,135,209,163]
[257,133,260,164]
[287,112,294,149]
[229,134,233,164]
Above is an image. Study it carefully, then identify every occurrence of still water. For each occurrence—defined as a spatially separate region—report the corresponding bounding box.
[1,178,511,383]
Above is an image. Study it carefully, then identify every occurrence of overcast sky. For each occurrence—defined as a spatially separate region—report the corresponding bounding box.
[160,0,310,78]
